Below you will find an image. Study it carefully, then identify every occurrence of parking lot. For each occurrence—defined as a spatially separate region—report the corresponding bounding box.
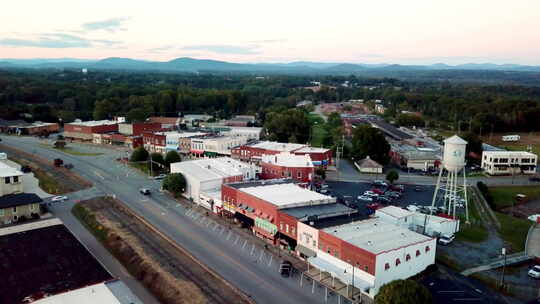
[324,181,437,217]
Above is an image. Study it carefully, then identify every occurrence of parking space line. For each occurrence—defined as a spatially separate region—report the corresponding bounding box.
[242,240,247,250]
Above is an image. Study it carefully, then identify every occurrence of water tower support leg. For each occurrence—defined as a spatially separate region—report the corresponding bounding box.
[431,168,444,214]
[463,168,469,224]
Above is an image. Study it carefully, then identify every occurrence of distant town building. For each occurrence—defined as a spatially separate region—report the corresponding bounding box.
[355,156,383,174]
[260,152,314,184]
[64,120,118,141]
[481,151,538,175]
[232,141,332,167]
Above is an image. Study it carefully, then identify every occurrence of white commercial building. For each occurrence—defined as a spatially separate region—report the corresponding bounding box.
[0,162,23,196]
[261,152,313,168]
[481,151,538,175]
[162,131,207,152]
[34,281,141,304]
[170,157,258,210]
[309,218,436,298]
[251,141,306,152]
[191,136,248,156]
[220,126,262,141]
[375,206,459,237]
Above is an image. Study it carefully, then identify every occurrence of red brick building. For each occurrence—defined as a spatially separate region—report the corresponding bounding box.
[64,120,118,141]
[260,153,314,184]
[231,141,332,167]
[142,132,166,154]
[118,122,162,136]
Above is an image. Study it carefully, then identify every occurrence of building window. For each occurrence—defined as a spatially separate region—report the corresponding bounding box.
[395,258,401,266]
[281,171,285,177]
[313,240,316,247]
[297,171,302,178]
[291,227,295,235]
[0,209,4,216]
[364,266,369,272]
[416,250,421,257]
[13,176,19,183]
[5,177,10,184]
[425,246,430,253]
[384,263,390,270]
[406,254,411,261]
[285,224,289,233]
[280,223,283,230]
[30,204,35,211]
[12,207,17,214]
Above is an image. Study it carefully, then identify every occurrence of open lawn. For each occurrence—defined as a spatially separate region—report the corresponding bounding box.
[495,212,532,253]
[39,144,103,156]
[310,124,327,147]
[456,191,489,243]
[489,185,540,210]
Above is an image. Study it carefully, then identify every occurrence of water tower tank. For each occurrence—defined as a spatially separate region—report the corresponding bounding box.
[443,135,467,171]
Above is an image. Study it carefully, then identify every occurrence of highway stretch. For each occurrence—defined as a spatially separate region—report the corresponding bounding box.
[0,135,338,304]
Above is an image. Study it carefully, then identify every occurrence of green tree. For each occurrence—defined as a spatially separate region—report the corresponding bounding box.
[351,125,390,165]
[127,107,147,122]
[375,279,432,304]
[327,112,343,130]
[315,167,326,179]
[130,147,149,162]
[386,170,399,184]
[461,132,482,160]
[165,150,181,166]
[264,109,310,143]
[396,113,425,127]
[163,173,186,197]
[150,153,166,171]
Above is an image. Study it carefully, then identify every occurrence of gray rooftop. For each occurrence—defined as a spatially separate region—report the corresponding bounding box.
[281,203,357,222]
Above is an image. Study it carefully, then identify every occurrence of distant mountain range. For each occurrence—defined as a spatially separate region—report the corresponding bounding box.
[1,57,540,73]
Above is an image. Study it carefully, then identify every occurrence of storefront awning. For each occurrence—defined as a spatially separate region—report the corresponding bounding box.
[297,244,317,257]
[190,149,204,154]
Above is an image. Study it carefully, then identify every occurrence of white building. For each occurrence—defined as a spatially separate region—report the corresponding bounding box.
[309,218,436,298]
[481,151,537,175]
[191,136,249,156]
[221,126,262,141]
[162,131,207,152]
[170,157,258,210]
[0,162,23,196]
[375,206,459,237]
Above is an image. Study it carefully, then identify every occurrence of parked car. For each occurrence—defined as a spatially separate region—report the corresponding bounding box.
[153,174,167,180]
[390,184,404,192]
[53,158,63,167]
[371,188,385,195]
[386,191,402,198]
[357,195,373,202]
[372,180,388,187]
[406,205,421,212]
[139,188,151,195]
[21,165,32,173]
[279,260,293,277]
[64,163,74,169]
[51,196,68,202]
[438,234,455,245]
[319,189,330,194]
[363,191,379,198]
[366,203,382,210]
[320,184,329,189]
[528,265,540,279]
[378,196,392,204]
[530,176,540,182]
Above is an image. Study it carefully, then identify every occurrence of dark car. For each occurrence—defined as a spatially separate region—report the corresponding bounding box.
[378,196,392,204]
[139,188,151,195]
[21,165,32,173]
[530,176,540,182]
[279,260,292,277]
[386,192,401,199]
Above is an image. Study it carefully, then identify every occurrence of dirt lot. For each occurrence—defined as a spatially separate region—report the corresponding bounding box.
[74,197,251,304]
[0,143,91,194]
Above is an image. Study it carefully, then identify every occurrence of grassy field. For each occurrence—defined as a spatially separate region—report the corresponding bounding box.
[39,143,103,156]
[489,185,540,210]
[310,124,327,147]
[495,212,533,252]
[456,191,489,243]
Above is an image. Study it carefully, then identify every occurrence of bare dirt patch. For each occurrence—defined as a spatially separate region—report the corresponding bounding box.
[74,197,252,304]
[0,143,92,194]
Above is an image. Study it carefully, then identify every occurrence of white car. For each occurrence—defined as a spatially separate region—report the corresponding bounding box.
[528,265,540,279]
[357,195,373,202]
[51,196,68,202]
[363,191,379,198]
[406,205,421,212]
[438,234,455,245]
[153,174,167,180]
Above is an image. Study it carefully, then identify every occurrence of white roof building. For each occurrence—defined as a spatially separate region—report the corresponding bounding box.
[67,120,117,127]
[239,182,334,209]
[261,152,313,168]
[34,281,142,304]
[481,150,537,175]
[170,157,258,209]
[250,141,306,152]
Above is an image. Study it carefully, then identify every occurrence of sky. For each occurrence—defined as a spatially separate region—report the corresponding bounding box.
[1,0,540,65]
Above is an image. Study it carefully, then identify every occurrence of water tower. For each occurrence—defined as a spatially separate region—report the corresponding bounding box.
[430,135,469,222]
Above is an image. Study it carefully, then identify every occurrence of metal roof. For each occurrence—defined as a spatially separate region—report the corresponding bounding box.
[0,193,43,209]
[323,218,433,254]
[249,141,306,152]
[444,135,467,145]
[0,162,23,177]
[281,203,356,221]
[376,206,414,219]
[170,157,252,181]
[261,152,313,168]
[67,120,117,127]
[239,182,335,209]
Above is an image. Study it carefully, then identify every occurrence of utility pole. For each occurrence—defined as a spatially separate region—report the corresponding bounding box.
[500,248,507,288]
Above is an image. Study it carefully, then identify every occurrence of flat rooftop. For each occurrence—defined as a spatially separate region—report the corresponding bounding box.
[170,157,252,181]
[249,141,306,152]
[233,181,335,209]
[281,203,356,221]
[261,152,313,168]
[158,131,208,138]
[0,219,113,303]
[482,151,537,157]
[34,280,142,304]
[294,146,331,153]
[67,120,117,127]
[376,206,414,219]
[323,218,433,254]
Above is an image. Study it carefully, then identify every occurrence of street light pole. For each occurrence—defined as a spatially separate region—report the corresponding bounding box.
[500,248,506,288]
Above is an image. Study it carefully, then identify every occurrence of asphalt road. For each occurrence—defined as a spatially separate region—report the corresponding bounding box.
[0,136,346,304]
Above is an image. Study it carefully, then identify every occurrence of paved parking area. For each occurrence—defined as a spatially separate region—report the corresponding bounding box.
[325,180,436,211]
